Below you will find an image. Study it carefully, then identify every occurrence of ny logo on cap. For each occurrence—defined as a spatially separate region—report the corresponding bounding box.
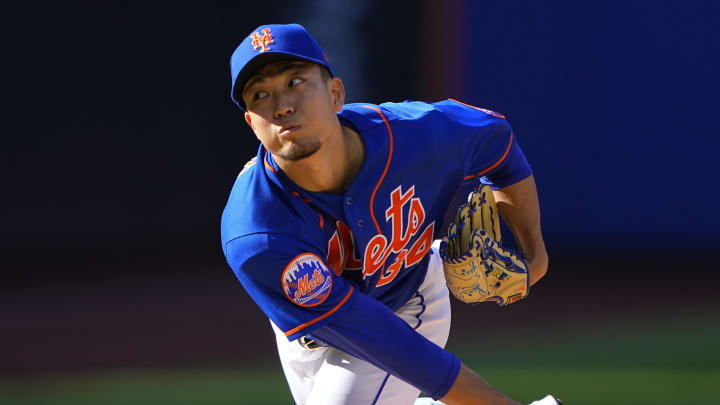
[251,28,274,53]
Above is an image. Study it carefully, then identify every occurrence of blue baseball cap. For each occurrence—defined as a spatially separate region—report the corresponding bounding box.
[230,23,334,109]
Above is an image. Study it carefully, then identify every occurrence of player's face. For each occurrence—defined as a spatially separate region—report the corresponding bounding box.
[242,61,344,162]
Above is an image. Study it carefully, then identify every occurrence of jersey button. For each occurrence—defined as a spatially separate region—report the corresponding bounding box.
[357,219,366,228]
[345,197,354,206]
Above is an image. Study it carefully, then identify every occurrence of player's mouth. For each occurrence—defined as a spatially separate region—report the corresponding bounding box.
[279,125,300,136]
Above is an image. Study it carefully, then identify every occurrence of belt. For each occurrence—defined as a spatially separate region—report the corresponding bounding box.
[299,335,325,351]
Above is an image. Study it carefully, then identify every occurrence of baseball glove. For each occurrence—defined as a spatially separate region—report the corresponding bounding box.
[439,183,529,305]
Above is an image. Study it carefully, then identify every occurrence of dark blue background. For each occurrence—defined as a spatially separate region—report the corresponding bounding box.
[463,1,720,252]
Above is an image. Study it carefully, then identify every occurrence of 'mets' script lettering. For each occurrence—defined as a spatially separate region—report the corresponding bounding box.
[327,220,362,276]
[363,185,435,286]
[294,267,326,299]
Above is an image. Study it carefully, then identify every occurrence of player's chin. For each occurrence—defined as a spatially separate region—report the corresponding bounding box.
[279,141,321,161]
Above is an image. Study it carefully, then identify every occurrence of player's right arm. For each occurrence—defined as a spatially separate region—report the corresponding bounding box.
[310,299,525,405]
[223,233,463,400]
[440,364,521,405]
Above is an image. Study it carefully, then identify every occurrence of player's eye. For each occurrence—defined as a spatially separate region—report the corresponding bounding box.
[289,78,304,87]
[253,90,269,101]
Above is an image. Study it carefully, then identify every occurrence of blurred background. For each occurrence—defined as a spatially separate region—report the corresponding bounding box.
[2,1,719,404]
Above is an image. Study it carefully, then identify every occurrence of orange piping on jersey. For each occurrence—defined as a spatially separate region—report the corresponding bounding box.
[263,150,277,174]
[292,191,312,204]
[292,192,311,204]
[284,285,354,337]
[448,98,506,119]
[362,105,394,276]
[265,150,324,229]
[292,192,323,227]
[463,132,514,180]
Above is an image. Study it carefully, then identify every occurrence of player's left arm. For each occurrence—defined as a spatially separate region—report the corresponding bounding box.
[493,174,548,285]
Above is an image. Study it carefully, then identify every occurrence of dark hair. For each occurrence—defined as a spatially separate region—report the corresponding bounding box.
[319,66,332,82]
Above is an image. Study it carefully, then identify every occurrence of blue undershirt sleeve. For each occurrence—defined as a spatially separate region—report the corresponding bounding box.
[310,291,461,400]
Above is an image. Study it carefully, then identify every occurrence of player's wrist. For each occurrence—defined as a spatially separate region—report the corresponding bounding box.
[441,364,522,405]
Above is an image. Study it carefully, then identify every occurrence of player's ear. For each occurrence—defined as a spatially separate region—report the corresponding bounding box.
[244,112,255,130]
[328,77,345,113]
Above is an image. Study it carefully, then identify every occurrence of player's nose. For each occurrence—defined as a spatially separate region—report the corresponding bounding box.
[273,92,295,119]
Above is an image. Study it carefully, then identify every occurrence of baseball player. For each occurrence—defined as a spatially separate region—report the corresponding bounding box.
[221,23,558,405]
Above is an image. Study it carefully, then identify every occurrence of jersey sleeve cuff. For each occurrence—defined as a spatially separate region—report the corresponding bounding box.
[284,285,357,341]
[488,168,533,190]
[429,354,462,400]
[481,135,533,189]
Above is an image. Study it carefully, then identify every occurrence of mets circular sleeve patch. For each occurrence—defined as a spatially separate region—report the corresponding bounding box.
[281,253,333,307]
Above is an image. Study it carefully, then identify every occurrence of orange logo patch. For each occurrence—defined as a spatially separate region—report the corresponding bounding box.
[281,253,333,307]
[251,28,274,53]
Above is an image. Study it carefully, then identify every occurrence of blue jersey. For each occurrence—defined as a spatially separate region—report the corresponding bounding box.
[221,99,532,397]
